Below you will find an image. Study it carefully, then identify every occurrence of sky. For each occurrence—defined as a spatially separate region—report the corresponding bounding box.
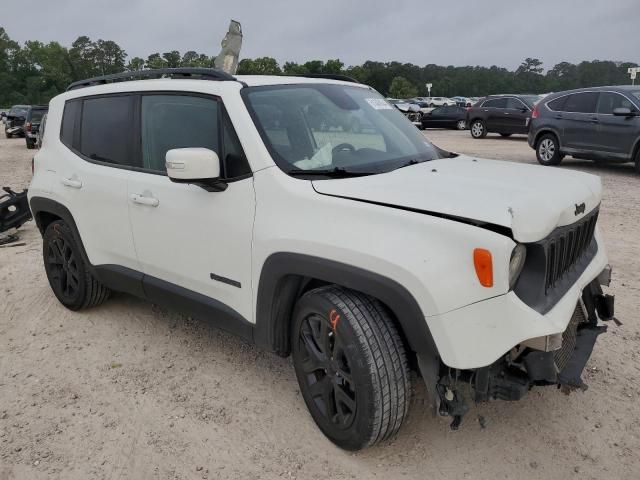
[3,0,639,70]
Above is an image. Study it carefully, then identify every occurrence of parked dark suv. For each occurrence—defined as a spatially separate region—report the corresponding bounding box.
[23,105,48,149]
[467,94,541,139]
[528,86,640,172]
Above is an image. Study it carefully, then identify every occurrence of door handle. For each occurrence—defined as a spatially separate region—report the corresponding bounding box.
[61,177,82,189]
[590,117,599,123]
[130,193,159,207]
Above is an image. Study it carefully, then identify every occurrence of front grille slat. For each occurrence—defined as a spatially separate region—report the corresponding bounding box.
[544,209,599,293]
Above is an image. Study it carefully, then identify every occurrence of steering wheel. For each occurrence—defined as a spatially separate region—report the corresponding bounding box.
[332,143,356,155]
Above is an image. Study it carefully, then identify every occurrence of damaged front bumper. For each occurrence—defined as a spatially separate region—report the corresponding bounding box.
[429,266,617,430]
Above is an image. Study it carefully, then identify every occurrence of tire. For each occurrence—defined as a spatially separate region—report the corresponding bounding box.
[429,103,435,108]
[455,119,466,130]
[470,119,487,139]
[500,133,512,137]
[43,220,111,310]
[292,286,410,451]
[536,133,563,166]
[5,131,11,139]
[634,148,640,174]
[26,140,35,149]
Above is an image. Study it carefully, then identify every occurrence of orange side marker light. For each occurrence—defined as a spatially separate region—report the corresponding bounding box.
[473,248,493,287]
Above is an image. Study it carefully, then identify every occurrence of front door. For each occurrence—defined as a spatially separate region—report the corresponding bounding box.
[595,91,638,157]
[127,93,255,322]
[504,98,531,134]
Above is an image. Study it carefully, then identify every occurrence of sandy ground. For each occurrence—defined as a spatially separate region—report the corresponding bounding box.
[1,128,639,480]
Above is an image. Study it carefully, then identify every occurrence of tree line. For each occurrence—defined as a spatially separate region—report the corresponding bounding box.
[1,27,637,106]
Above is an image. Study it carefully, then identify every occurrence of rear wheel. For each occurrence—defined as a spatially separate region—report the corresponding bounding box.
[634,148,640,174]
[456,119,466,130]
[5,131,11,139]
[292,286,410,451]
[26,139,35,149]
[470,120,487,139]
[536,133,563,166]
[43,220,111,310]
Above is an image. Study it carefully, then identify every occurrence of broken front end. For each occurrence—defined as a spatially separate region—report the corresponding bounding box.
[435,271,617,430]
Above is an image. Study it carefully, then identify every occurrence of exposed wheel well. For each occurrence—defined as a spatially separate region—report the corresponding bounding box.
[35,211,62,235]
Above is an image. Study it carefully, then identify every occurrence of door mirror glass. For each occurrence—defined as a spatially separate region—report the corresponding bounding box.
[166,148,221,181]
[613,107,634,117]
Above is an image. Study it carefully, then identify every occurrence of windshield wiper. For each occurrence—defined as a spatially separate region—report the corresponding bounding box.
[288,167,376,178]
[393,158,429,171]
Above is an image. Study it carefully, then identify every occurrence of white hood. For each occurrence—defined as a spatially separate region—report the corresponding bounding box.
[312,155,602,242]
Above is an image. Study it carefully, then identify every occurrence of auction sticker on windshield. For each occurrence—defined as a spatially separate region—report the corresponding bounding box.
[366,98,393,110]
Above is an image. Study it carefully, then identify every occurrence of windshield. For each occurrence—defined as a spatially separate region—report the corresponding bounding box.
[243,84,443,176]
[9,106,28,117]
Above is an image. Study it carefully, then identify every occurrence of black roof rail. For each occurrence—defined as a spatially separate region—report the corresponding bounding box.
[289,73,361,84]
[66,68,237,91]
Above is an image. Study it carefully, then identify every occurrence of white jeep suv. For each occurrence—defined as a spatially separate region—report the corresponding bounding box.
[29,68,615,450]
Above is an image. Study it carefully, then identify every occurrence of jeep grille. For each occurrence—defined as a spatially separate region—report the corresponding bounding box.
[544,209,598,294]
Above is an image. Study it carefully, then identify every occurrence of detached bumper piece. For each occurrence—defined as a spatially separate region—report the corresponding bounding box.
[0,187,32,233]
[434,274,616,430]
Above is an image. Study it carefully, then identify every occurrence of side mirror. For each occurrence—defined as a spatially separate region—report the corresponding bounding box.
[165,148,227,192]
[613,107,635,117]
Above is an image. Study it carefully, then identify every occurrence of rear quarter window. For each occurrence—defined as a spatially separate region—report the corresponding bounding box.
[60,100,81,148]
[547,96,568,112]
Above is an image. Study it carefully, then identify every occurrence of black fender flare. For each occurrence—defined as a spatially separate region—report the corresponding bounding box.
[254,252,439,357]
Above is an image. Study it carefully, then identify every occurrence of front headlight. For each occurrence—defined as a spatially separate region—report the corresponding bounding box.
[509,244,527,289]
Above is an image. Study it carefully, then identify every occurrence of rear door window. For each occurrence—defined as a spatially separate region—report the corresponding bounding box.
[564,92,599,114]
[596,92,635,114]
[79,96,136,166]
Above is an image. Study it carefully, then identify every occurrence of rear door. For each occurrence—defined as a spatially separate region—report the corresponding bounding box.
[562,92,600,151]
[52,95,140,270]
[482,98,508,131]
[595,91,638,157]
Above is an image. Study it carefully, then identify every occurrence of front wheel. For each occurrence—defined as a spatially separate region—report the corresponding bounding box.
[634,148,640,174]
[292,286,410,451]
[536,133,563,166]
[470,120,487,139]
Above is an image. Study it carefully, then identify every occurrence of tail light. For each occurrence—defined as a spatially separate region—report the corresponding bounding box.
[26,122,32,132]
[531,104,539,119]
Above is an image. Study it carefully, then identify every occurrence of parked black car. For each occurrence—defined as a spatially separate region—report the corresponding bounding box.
[4,105,30,138]
[24,105,48,149]
[528,86,640,172]
[420,106,467,130]
[467,95,541,139]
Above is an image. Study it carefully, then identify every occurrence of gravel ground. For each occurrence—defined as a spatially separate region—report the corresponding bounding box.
[1,128,639,480]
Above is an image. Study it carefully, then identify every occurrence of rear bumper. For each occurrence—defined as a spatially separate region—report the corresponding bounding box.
[426,229,609,369]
